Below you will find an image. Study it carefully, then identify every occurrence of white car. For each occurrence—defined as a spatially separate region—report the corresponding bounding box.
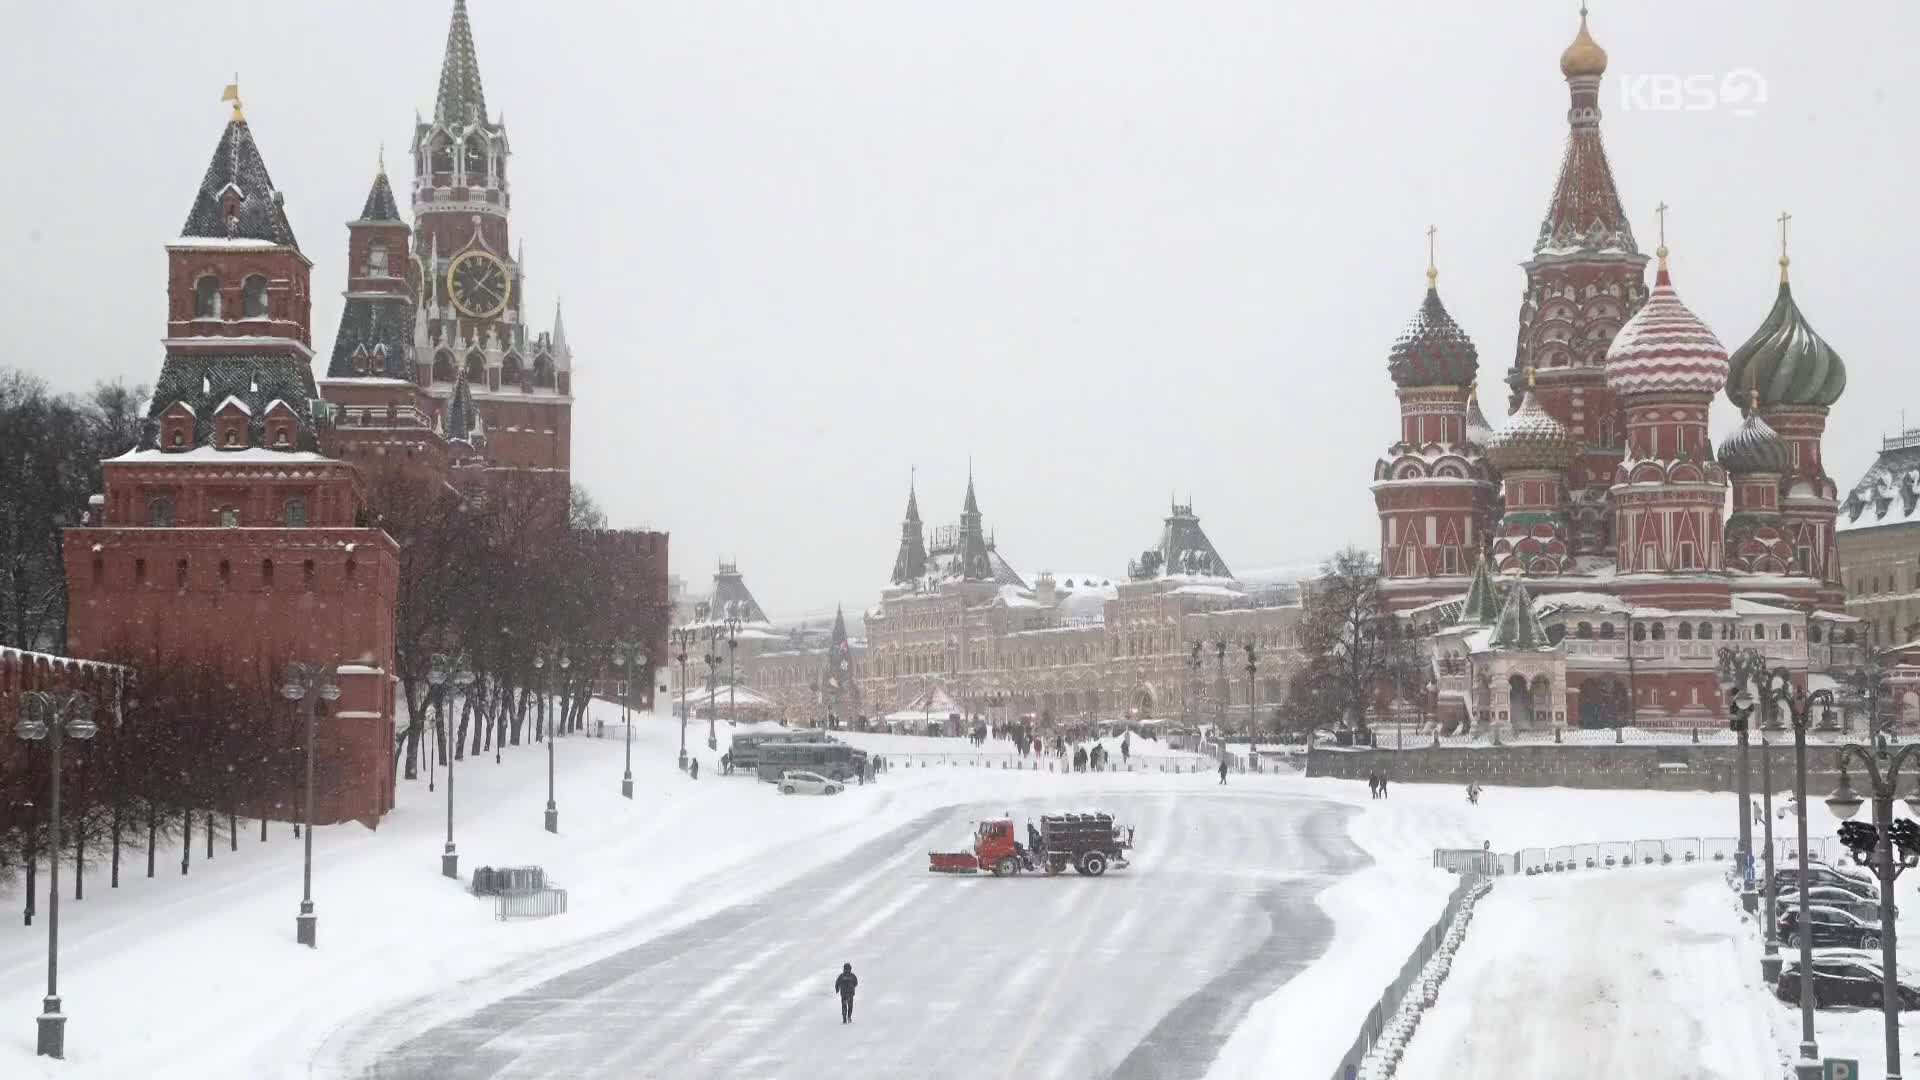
[779,770,844,796]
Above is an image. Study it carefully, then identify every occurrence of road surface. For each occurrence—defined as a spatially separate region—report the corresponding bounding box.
[361,788,1362,1080]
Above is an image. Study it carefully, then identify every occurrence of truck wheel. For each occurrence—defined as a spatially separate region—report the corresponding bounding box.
[1078,852,1108,877]
[994,857,1018,877]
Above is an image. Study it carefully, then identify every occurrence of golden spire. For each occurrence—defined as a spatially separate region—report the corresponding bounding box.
[1654,200,1671,271]
[220,74,244,122]
[1527,367,1537,391]
[1777,210,1792,283]
[378,142,386,176]
[1750,385,1761,412]
[1468,382,1478,402]
[1426,224,1438,287]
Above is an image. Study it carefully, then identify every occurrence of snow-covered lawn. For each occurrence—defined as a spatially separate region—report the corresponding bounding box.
[1393,866,1780,1080]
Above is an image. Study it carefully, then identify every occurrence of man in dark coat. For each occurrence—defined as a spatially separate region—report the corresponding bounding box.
[835,963,858,1023]
[1218,757,1229,785]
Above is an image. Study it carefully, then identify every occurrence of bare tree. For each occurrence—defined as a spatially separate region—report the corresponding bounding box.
[1294,546,1417,738]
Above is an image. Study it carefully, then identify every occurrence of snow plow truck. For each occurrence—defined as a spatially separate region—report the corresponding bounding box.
[928,812,1133,877]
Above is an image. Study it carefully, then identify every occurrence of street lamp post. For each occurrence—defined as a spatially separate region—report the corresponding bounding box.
[1243,642,1258,760]
[671,624,696,770]
[724,603,743,741]
[1718,648,1767,914]
[1743,660,1838,1080]
[1185,641,1201,734]
[612,639,646,798]
[277,663,340,948]
[1827,743,1920,1080]
[702,612,724,754]
[1213,639,1228,735]
[532,651,566,833]
[17,690,95,1059]
[427,653,475,879]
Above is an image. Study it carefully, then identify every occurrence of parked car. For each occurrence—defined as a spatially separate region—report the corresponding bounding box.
[1778,905,1883,951]
[778,770,844,796]
[1777,952,1920,1010]
[1777,886,1891,921]
[1773,864,1878,903]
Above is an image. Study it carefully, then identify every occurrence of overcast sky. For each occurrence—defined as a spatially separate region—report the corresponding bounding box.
[2,2,1913,622]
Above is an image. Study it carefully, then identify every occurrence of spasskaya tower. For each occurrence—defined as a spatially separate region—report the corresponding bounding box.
[407,0,572,480]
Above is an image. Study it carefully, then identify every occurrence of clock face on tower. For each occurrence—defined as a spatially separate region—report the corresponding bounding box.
[448,251,510,319]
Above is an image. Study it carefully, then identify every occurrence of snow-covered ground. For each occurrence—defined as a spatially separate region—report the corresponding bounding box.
[1394,866,1778,1080]
[0,701,1817,1079]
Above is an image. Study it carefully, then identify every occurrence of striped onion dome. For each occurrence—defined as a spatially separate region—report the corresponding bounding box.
[1604,257,1728,397]
[1487,386,1576,472]
[1716,408,1789,475]
[1724,278,1846,409]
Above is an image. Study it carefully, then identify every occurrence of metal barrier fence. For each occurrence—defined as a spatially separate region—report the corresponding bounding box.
[470,865,548,896]
[874,751,1221,773]
[1399,726,1887,749]
[495,887,569,921]
[1509,835,1853,875]
[1330,871,1486,1080]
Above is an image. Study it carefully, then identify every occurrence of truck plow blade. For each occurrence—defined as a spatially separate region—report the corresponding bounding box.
[928,852,980,874]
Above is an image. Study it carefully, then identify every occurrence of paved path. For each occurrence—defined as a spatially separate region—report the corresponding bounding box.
[362,789,1362,1080]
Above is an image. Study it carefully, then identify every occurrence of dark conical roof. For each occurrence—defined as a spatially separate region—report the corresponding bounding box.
[181,117,298,248]
[1488,580,1552,650]
[711,562,770,623]
[446,367,477,441]
[1464,387,1495,449]
[1387,284,1478,388]
[1725,280,1846,409]
[1717,408,1790,475]
[1458,555,1502,626]
[436,0,488,125]
[890,482,928,585]
[359,169,401,222]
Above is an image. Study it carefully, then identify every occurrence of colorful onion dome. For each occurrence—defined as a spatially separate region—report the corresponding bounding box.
[1560,9,1608,79]
[1487,380,1576,472]
[1387,279,1479,388]
[1464,385,1496,449]
[1724,274,1846,409]
[1716,403,1790,475]
[1604,252,1728,398]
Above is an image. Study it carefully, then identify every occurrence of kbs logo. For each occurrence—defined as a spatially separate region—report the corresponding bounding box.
[1619,68,1767,117]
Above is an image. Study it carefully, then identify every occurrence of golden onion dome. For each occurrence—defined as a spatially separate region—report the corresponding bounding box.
[1560,11,1608,79]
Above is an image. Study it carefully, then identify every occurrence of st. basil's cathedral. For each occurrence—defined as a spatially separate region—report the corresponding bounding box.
[53,1,668,825]
[1376,10,1865,734]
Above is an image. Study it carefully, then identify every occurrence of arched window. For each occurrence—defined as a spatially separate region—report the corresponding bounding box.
[367,241,388,277]
[1632,622,1646,642]
[1598,622,1615,640]
[1575,622,1593,639]
[432,352,455,383]
[1780,623,1793,641]
[1678,622,1693,640]
[170,430,186,448]
[147,496,175,526]
[463,138,487,177]
[430,135,454,175]
[1547,624,1565,644]
[1650,622,1665,641]
[533,355,554,388]
[195,274,222,318]
[465,353,485,382]
[272,428,289,447]
[261,559,275,588]
[242,275,269,318]
[224,429,241,447]
[218,507,239,527]
[502,355,523,387]
[1698,622,1712,640]
[284,498,307,527]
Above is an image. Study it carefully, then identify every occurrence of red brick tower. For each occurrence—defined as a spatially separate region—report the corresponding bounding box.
[1725,229,1849,609]
[1374,244,1499,609]
[408,0,571,501]
[1508,9,1649,558]
[62,91,399,825]
[1603,227,1733,609]
[1486,371,1577,575]
[318,161,450,483]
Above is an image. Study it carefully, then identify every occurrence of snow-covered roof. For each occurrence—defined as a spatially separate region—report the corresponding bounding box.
[107,446,335,465]
[214,394,253,416]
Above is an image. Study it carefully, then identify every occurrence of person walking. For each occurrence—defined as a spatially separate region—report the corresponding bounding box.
[688,757,700,780]
[835,963,858,1023]
[1218,757,1229,785]
[1378,773,1388,798]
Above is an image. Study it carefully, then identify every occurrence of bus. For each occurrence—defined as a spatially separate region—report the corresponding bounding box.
[756,740,868,784]
[728,730,836,773]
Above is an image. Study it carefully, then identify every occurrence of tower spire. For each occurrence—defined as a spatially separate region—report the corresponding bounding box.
[1426,224,1438,287]
[435,0,488,125]
[1777,210,1792,283]
[1653,200,1671,282]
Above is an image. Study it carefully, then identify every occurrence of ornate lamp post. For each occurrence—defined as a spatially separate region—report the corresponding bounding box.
[724,602,743,742]
[427,653,475,878]
[532,650,567,833]
[1718,647,1767,913]
[1826,743,1920,1080]
[702,607,724,753]
[1751,664,1836,1080]
[1213,638,1229,735]
[17,690,95,1058]
[611,638,647,798]
[277,663,339,947]
[1185,641,1202,734]
[671,623,696,770]
[1243,641,1258,759]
